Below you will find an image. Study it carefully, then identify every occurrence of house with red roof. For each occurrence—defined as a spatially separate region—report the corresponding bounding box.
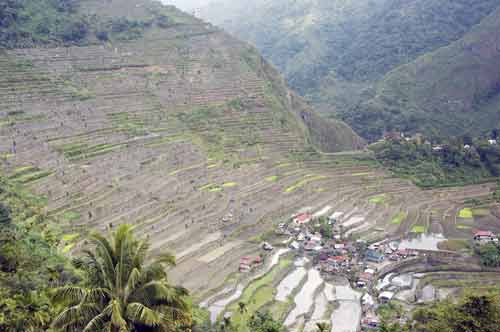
[327,255,349,269]
[293,213,312,224]
[356,272,374,288]
[239,255,263,272]
[474,230,497,244]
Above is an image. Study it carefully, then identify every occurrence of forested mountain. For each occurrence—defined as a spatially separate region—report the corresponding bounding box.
[200,0,500,140]
[0,0,185,47]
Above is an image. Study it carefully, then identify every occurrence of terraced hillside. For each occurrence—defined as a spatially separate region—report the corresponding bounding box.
[0,0,499,304]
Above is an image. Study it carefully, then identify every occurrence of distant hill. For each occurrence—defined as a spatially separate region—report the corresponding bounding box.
[200,0,500,140]
[351,7,500,140]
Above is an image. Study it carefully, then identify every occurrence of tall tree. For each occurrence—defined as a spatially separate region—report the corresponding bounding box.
[51,224,192,332]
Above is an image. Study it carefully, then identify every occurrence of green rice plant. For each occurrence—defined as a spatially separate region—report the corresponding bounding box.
[284,175,328,193]
[370,194,387,204]
[472,208,489,217]
[223,258,291,329]
[458,208,473,219]
[456,224,472,229]
[62,243,75,253]
[391,212,407,225]
[411,225,426,233]
[265,175,278,182]
[61,211,81,223]
[62,233,80,242]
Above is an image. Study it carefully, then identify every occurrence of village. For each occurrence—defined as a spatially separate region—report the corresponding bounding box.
[236,205,500,331]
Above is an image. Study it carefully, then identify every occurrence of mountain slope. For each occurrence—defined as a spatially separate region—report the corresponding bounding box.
[0,0,367,293]
[200,0,500,140]
[351,6,500,139]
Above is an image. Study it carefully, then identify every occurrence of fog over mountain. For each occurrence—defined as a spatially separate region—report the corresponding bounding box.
[161,0,214,11]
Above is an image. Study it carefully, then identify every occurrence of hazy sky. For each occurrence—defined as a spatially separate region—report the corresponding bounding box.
[161,0,214,12]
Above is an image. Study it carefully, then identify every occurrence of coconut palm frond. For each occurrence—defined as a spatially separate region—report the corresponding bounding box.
[155,252,176,267]
[112,224,134,257]
[110,299,128,331]
[51,303,100,330]
[82,311,109,332]
[51,286,86,305]
[85,287,111,303]
[125,267,141,299]
[51,305,81,329]
[133,240,150,267]
[90,233,117,279]
[126,302,163,327]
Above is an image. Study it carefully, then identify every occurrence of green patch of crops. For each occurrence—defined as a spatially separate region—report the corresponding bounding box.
[458,208,473,219]
[57,142,127,161]
[62,243,75,253]
[284,175,328,193]
[61,211,81,223]
[472,208,489,217]
[456,224,472,229]
[266,175,278,182]
[391,212,406,225]
[200,183,223,192]
[370,194,387,204]
[352,172,372,176]
[9,166,53,184]
[223,258,291,330]
[62,233,80,242]
[411,225,426,233]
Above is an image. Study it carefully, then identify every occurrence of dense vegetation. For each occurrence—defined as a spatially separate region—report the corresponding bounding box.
[379,293,500,332]
[213,310,285,332]
[0,176,72,331]
[410,293,500,332]
[371,137,500,187]
[476,243,500,268]
[0,171,195,332]
[0,0,90,47]
[201,0,500,141]
[0,0,177,47]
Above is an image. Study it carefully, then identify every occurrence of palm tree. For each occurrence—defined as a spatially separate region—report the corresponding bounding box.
[51,224,192,332]
[315,322,331,332]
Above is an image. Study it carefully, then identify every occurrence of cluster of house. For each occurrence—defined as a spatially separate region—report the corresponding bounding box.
[383,131,499,152]
[283,209,360,274]
[277,209,422,279]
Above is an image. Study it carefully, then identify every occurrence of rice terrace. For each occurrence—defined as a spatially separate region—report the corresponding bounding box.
[1,1,500,332]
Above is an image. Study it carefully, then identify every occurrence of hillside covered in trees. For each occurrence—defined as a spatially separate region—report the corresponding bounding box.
[200,0,500,141]
[0,0,187,47]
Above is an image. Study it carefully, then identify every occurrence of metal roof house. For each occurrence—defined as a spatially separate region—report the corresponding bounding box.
[364,249,385,263]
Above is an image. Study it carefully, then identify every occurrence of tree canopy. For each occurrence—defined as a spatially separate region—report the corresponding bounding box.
[51,224,192,332]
